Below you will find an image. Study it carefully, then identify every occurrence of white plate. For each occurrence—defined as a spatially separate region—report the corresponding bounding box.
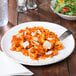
[1,22,75,66]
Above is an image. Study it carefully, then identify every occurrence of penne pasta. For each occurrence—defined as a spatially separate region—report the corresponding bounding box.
[10,26,63,60]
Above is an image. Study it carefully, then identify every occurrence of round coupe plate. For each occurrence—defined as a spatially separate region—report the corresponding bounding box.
[1,22,75,66]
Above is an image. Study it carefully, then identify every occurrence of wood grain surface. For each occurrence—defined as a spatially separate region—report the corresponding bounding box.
[0,0,76,76]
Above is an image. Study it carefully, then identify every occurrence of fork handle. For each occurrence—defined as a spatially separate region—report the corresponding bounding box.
[59,30,76,41]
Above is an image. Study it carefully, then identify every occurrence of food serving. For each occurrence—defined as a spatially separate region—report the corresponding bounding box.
[53,0,76,16]
[10,26,63,60]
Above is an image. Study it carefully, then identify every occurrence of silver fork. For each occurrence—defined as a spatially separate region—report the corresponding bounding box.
[59,30,76,41]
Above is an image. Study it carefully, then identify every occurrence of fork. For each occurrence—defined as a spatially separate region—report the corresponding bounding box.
[59,30,76,41]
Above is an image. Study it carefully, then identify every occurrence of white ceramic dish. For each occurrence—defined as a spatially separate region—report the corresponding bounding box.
[51,0,76,20]
[1,22,75,66]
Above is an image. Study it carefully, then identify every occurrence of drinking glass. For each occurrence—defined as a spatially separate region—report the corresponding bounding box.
[0,0,8,27]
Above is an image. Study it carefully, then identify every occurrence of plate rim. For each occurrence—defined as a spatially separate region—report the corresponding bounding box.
[1,21,75,66]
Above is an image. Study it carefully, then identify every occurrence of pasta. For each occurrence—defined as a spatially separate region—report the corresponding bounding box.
[10,26,63,60]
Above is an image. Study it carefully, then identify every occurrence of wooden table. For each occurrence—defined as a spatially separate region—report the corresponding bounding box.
[0,0,76,76]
